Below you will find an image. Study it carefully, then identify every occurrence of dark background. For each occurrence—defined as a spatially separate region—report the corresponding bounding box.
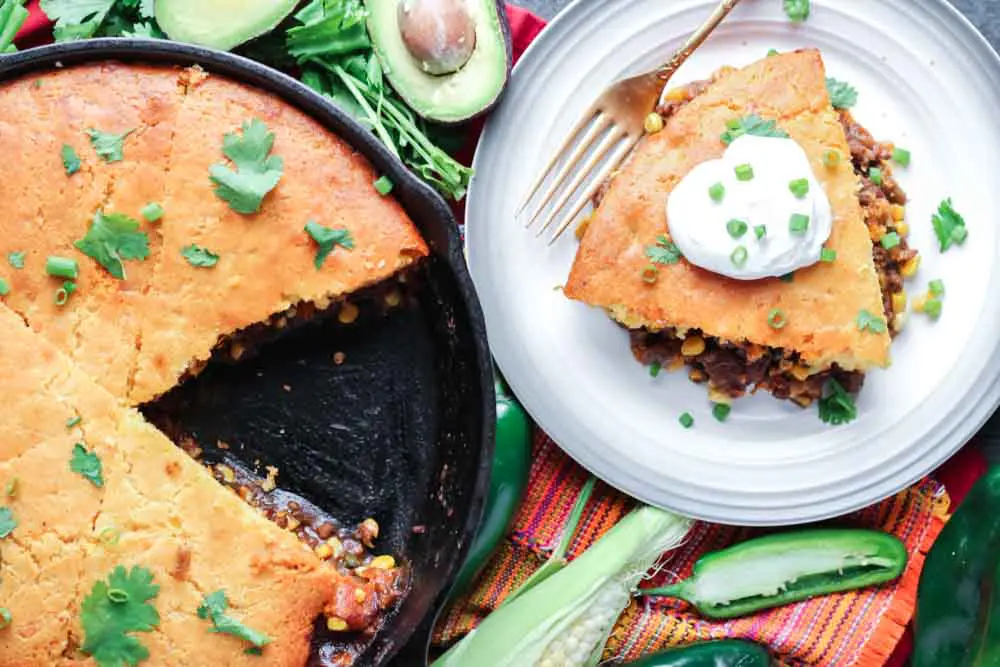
[507,0,1000,456]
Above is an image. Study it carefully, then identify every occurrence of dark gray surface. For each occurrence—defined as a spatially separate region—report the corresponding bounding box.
[508,0,1000,455]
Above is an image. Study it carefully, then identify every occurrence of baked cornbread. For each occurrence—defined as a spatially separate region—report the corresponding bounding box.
[0,305,343,666]
[565,51,898,404]
[0,62,429,405]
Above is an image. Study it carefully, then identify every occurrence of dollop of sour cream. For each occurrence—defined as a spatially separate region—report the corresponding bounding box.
[666,134,834,280]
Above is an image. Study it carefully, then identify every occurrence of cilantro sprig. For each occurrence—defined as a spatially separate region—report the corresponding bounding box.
[931,198,968,252]
[87,128,134,163]
[0,506,15,538]
[783,0,810,22]
[819,379,857,426]
[70,443,104,488]
[645,235,683,265]
[181,245,220,268]
[40,0,158,41]
[209,119,285,214]
[825,77,858,110]
[197,590,272,652]
[75,211,150,280]
[81,565,160,667]
[305,221,354,269]
[62,144,82,175]
[720,114,788,146]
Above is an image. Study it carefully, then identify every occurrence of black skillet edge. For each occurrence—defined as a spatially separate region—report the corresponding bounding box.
[0,38,496,667]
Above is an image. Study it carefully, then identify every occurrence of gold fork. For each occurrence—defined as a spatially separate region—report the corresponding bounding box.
[517,0,744,243]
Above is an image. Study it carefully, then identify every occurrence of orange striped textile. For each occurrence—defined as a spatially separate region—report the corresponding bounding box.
[433,431,948,666]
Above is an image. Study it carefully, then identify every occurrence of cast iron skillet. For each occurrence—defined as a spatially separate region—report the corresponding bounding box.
[0,39,494,666]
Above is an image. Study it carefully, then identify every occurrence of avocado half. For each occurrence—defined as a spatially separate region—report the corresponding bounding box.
[154,0,298,51]
[367,0,513,125]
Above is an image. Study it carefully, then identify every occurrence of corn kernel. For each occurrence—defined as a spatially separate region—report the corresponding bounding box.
[681,336,706,357]
[869,225,884,243]
[900,256,921,279]
[896,222,910,237]
[912,294,927,313]
[707,387,730,404]
[664,87,688,102]
[217,465,235,484]
[286,516,301,532]
[384,290,401,308]
[370,555,396,570]
[314,543,334,560]
[688,368,707,383]
[575,213,593,241]
[354,587,367,603]
[338,302,359,324]
[892,291,907,314]
[891,204,906,222]
[644,112,665,134]
[328,537,345,560]
[791,395,815,408]
[893,312,908,333]
[790,365,811,381]
[326,616,349,632]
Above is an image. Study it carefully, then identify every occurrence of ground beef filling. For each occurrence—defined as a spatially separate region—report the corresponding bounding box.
[617,82,920,406]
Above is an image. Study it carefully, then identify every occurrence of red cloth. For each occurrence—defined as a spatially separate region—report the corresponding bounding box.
[13,5,989,665]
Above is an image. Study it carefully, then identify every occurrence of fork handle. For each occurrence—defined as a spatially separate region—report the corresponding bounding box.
[656,0,744,83]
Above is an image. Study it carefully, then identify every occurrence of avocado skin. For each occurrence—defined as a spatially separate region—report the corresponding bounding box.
[369,0,513,126]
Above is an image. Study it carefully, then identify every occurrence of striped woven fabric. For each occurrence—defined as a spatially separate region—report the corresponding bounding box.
[433,431,948,666]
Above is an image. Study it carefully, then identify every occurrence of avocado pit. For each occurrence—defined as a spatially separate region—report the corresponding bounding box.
[398,0,477,76]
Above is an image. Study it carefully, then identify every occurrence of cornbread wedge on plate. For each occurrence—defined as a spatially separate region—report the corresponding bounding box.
[0,62,429,405]
[0,305,345,667]
[565,50,909,406]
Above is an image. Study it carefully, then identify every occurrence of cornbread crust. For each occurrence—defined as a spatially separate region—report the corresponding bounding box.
[0,306,343,666]
[0,62,429,404]
[564,51,890,372]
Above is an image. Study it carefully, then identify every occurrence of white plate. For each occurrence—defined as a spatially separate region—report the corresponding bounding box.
[466,0,1000,525]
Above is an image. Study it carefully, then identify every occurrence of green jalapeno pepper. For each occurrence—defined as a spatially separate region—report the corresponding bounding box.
[645,528,907,619]
[914,466,1000,667]
[448,375,532,598]
[626,640,772,667]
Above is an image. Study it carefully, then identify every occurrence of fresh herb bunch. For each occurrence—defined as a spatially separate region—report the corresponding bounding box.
[0,0,28,52]
[36,0,473,200]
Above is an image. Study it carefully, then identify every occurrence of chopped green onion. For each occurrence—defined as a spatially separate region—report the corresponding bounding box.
[730,246,748,267]
[0,607,10,630]
[98,526,121,546]
[7,252,25,269]
[788,178,810,198]
[880,232,901,250]
[55,283,75,306]
[0,278,8,297]
[141,202,164,223]
[712,403,731,422]
[767,49,780,57]
[5,477,17,498]
[892,147,911,167]
[709,182,726,202]
[726,219,748,239]
[46,256,79,280]
[789,213,810,234]
[734,163,755,181]
[754,225,767,240]
[649,361,662,378]
[924,297,943,320]
[823,149,842,168]
[679,412,694,428]
[641,265,659,284]
[820,247,837,262]
[928,279,945,296]
[856,309,887,333]
[768,308,787,329]
[373,175,394,195]
[780,272,794,283]
[869,167,883,186]
[66,416,81,428]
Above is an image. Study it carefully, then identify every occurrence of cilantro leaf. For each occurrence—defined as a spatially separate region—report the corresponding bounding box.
[825,77,858,109]
[856,309,887,334]
[75,210,150,280]
[645,235,683,265]
[181,245,219,268]
[0,506,15,538]
[7,251,24,269]
[62,144,82,175]
[0,0,29,53]
[286,0,369,62]
[783,0,810,22]
[197,590,271,651]
[87,128,133,163]
[121,21,161,38]
[720,114,789,146]
[81,565,160,667]
[209,119,284,215]
[304,221,354,269]
[932,198,968,252]
[39,0,115,41]
[818,379,857,426]
[70,443,104,488]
